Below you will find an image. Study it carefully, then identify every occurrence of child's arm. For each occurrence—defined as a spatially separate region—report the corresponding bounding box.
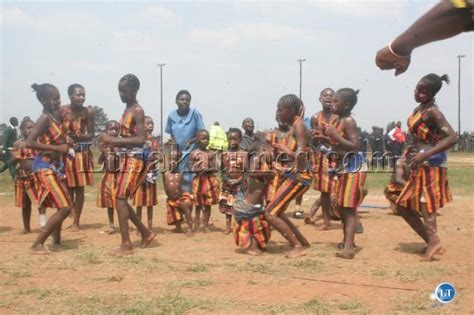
[294,119,310,171]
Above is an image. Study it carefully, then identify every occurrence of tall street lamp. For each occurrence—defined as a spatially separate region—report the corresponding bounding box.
[457,55,465,136]
[298,58,306,100]
[157,63,166,147]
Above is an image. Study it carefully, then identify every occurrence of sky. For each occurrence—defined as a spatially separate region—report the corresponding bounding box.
[1,0,473,138]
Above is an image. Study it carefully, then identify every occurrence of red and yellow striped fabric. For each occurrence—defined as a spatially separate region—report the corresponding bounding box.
[335,172,367,208]
[15,177,38,208]
[119,105,140,138]
[64,150,94,187]
[115,156,146,199]
[266,172,311,217]
[132,182,157,207]
[166,192,193,225]
[96,172,117,208]
[311,151,336,193]
[384,182,403,204]
[234,215,271,249]
[407,107,443,145]
[33,169,72,208]
[396,166,452,214]
[39,114,64,146]
[191,174,220,206]
[265,172,285,204]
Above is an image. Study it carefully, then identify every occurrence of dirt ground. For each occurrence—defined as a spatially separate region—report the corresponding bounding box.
[0,156,473,314]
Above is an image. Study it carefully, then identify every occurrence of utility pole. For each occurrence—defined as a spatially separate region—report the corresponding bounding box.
[457,55,465,135]
[297,58,306,100]
[157,63,166,147]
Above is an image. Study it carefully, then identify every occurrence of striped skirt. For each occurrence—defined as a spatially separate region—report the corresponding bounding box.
[265,172,285,204]
[191,174,220,206]
[218,179,247,215]
[115,156,146,200]
[311,151,336,193]
[234,215,271,249]
[64,150,94,187]
[396,166,452,214]
[166,192,193,225]
[266,172,311,217]
[335,172,367,208]
[132,182,158,207]
[33,169,72,208]
[15,176,38,208]
[96,172,117,208]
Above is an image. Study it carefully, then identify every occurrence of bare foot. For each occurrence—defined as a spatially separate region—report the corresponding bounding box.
[185,230,194,237]
[285,247,306,258]
[171,227,183,233]
[140,232,156,248]
[435,247,446,255]
[318,224,331,231]
[422,242,444,261]
[106,227,116,235]
[202,226,210,233]
[68,224,80,232]
[31,244,51,255]
[109,246,133,256]
[335,248,355,259]
[247,248,263,256]
[49,243,62,252]
[20,229,31,235]
[304,217,314,225]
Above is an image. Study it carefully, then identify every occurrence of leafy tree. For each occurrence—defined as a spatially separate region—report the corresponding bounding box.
[89,105,108,134]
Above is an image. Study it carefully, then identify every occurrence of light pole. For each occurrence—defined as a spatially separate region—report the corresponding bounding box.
[457,55,465,136]
[297,58,306,100]
[157,63,166,147]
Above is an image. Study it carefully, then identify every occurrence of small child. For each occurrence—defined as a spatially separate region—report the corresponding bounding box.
[162,170,194,236]
[314,88,366,259]
[11,119,47,233]
[219,128,248,234]
[304,192,340,225]
[97,120,120,234]
[190,129,220,232]
[133,116,159,231]
[234,140,273,256]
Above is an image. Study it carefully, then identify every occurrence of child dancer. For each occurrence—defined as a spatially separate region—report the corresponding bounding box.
[310,88,338,230]
[133,116,159,231]
[234,139,273,256]
[99,74,155,255]
[315,88,366,259]
[97,120,120,234]
[384,151,411,216]
[11,119,46,233]
[60,84,95,231]
[190,129,220,233]
[396,73,457,261]
[219,128,248,234]
[265,94,312,258]
[162,170,194,236]
[26,83,73,254]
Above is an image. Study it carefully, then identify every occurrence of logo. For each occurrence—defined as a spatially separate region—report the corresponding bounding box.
[432,282,456,304]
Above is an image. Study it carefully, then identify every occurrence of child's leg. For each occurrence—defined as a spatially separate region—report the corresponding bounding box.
[21,192,32,234]
[52,210,63,245]
[293,194,304,218]
[224,214,232,234]
[136,206,143,222]
[107,207,115,234]
[265,213,306,258]
[305,197,321,224]
[71,186,85,230]
[125,202,155,248]
[31,207,71,254]
[319,192,332,230]
[38,206,47,229]
[246,238,262,256]
[180,199,194,236]
[202,205,211,233]
[396,205,428,243]
[281,215,310,248]
[336,207,357,259]
[194,206,202,232]
[421,207,444,261]
[147,206,153,230]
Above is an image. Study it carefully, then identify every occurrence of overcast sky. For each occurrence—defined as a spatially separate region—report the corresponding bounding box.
[1,0,473,137]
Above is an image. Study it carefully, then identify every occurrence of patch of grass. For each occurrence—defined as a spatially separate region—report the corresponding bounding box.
[77,249,101,265]
[169,279,214,289]
[4,271,31,279]
[185,264,208,273]
[337,300,364,311]
[301,298,331,314]
[13,288,51,300]
[395,265,451,283]
[391,292,435,313]
[370,267,387,277]
[126,256,144,265]
[288,259,324,273]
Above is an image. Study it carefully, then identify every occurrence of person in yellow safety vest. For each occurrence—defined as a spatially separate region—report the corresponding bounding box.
[208,122,228,152]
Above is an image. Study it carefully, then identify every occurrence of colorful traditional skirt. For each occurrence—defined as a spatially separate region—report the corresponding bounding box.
[218,179,247,215]
[335,172,367,208]
[133,182,157,207]
[396,166,452,214]
[311,151,336,193]
[33,169,72,208]
[191,174,220,206]
[64,149,94,187]
[166,193,193,225]
[15,175,38,208]
[266,172,311,216]
[97,172,117,208]
[115,156,146,200]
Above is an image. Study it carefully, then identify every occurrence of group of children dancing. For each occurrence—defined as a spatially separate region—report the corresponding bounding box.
[11,72,457,261]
